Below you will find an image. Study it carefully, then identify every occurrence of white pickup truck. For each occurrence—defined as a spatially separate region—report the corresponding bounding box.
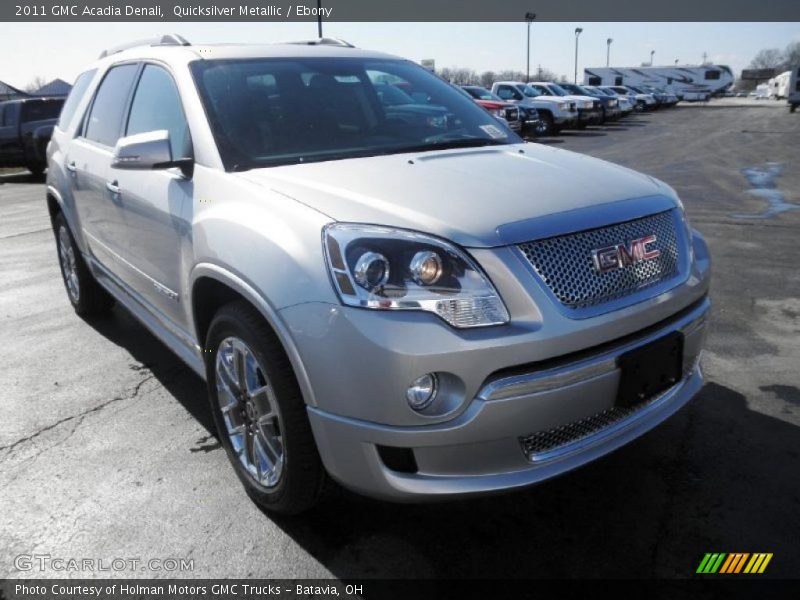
[492,81,578,135]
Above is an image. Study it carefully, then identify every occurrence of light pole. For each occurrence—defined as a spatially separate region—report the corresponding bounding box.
[650,50,655,66]
[606,38,613,67]
[525,12,536,82]
[574,27,583,84]
[675,59,679,65]
[317,0,323,38]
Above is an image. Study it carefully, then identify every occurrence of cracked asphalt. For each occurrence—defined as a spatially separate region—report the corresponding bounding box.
[1,98,799,580]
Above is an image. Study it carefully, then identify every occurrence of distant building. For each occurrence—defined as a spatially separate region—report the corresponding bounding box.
[35,79,72,96]
[0,80,29,102]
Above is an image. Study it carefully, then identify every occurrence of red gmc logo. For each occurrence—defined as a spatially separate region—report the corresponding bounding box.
[591,235,661,272]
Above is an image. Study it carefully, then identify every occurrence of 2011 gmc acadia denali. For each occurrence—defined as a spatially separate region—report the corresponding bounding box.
[46,35,710,514]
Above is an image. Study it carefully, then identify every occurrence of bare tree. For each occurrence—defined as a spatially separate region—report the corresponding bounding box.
[749,48,785,70]
[24,76,48,94]
[783,41,800,69]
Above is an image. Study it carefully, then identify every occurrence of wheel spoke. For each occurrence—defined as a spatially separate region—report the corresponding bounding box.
[214,335,285,488]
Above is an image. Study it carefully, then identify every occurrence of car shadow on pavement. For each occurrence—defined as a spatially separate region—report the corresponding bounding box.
[268,381,800,579]
[81,306,213,434]
[0,171,45,185]
[558,130,608,138]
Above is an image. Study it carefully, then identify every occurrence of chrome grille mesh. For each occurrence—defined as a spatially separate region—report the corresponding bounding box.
[519,406,640,459]
[518,210,679,309]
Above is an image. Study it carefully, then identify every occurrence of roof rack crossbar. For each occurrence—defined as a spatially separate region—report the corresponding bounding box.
[283,37,355,48]
[98,34,191,59]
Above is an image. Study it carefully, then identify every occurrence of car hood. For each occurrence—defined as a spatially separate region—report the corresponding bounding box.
[237,143,674,248]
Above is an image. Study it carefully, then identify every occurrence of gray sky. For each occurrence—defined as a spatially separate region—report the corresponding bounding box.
[1,21,798,88]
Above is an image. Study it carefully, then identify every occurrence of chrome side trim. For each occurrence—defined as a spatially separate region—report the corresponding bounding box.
[83,229,179,302]
[478,298,709,402]
[87,255,204,377]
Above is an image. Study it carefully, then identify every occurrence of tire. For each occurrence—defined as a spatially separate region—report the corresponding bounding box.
[791,104,797,113]
[205,301,327,515]
[53,212,114,316]
[534,112,554,136]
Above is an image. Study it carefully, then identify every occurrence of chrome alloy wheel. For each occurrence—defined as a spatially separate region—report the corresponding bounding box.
[215,337,285,487]
[57,225,80,303]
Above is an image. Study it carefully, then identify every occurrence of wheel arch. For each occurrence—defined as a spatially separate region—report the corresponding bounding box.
[190,263,318,408]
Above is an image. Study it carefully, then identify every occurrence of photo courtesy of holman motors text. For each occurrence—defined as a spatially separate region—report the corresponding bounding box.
[0,0,799,597]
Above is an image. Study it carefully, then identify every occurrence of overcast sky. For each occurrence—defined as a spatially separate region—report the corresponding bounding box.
[1,21,798,88]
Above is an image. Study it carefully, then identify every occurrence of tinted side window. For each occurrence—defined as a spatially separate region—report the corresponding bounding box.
[705,71,720,80]
[85,64,138,147]
[1,104,19,126]
[22,100,64,122]
[126,65,192,159]
[57,69,96,130]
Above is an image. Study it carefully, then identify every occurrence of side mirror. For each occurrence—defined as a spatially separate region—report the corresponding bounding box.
[112,130,192,175]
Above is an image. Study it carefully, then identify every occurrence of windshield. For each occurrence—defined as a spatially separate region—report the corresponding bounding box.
[464,87,501,101]
[546,83,570,96]
[524,84,549,97]
[191,57,519,170]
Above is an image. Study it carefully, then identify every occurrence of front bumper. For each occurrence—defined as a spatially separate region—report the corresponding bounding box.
[578,108,603,124]
[553,113,578,126]
[306,298,709,501]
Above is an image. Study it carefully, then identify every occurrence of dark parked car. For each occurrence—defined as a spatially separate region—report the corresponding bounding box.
[461,85,537,134]
[0,97,64,175]
[559,83,621,121]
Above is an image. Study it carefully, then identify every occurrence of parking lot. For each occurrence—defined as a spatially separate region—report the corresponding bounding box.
[1,98,798,579]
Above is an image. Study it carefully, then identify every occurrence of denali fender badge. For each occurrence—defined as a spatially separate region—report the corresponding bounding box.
[591,234,661,272]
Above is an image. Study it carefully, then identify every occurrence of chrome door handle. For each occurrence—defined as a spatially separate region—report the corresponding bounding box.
[105,180,120,195]
[66,161,77,174]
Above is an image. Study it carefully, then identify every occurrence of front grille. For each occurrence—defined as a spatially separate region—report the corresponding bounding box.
[518,210,680,309]
[520,405,641,459]
[504,106,520,122]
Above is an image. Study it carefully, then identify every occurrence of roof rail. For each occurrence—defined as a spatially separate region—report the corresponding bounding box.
[98,34,191,59]
[283,37,355,48]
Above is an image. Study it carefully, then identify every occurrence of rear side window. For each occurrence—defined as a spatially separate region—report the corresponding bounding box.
[126,64,192,159]
[84,64,138,147]
[22,100,64,122]
[57,69,96,130]
[705,71,720,80]
[1,103,18,126]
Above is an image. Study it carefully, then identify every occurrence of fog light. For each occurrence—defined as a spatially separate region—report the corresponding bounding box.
[406,373,438,411]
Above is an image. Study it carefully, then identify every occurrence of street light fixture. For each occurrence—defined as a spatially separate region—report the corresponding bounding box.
[675,59,679,65]
[525,12,536,82]
[606,38,613,67]
[574,27,583,84]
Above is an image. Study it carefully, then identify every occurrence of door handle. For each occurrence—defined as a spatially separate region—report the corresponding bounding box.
[66,161,77,174]
[105,180,120,195]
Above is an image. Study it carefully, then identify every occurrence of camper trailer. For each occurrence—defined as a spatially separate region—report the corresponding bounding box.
[583,65,733,100]
[788,67,800,112]
[754,83,770,100]
[768,71,791,99]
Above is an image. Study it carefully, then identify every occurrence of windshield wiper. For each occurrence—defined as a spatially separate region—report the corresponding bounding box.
[395,138,508,153]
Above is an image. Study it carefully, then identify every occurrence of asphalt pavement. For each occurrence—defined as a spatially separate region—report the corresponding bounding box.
[1,97,798,579]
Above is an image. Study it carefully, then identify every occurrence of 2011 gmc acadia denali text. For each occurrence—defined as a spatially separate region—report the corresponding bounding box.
[46,36,710,514]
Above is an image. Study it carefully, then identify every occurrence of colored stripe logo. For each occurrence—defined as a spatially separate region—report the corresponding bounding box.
[697,553,773,574]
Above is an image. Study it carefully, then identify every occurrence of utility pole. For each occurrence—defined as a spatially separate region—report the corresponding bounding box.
[574,28,583,84]
[525,12,536,82]
[606,38,613,67]
[650,50,655,66]
[317,0,323,38]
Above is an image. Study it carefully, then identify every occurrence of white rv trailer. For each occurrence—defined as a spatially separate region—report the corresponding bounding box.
[788,67,800,112]
[768,71,791,99]
[583,65,734,100]
[754,83,770,99]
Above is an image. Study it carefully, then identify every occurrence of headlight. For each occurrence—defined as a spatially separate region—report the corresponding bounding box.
[610,99,618,107]
[323,223,509,328]
[489,108,504,118]
[559,102,569,111]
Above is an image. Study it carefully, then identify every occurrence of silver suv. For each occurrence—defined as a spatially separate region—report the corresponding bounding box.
[47,36,711,514]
